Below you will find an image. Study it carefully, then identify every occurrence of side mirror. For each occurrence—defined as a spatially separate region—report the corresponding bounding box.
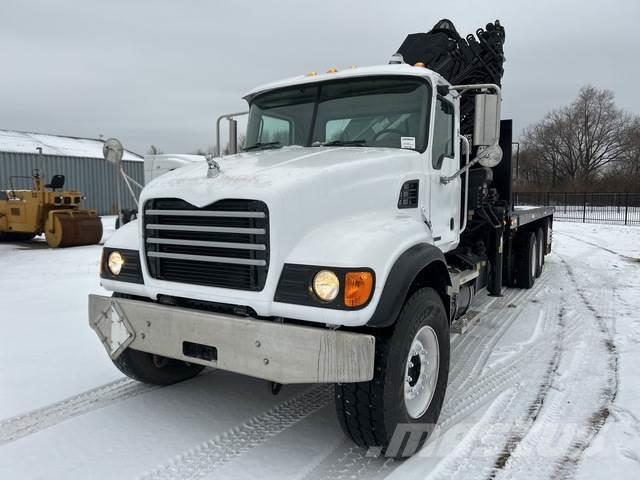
[477,144,503,168]
[103,138,124,167]
[473,94,501,147]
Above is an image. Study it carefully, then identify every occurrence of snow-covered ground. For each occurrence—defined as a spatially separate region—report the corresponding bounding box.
[0,220,639,479]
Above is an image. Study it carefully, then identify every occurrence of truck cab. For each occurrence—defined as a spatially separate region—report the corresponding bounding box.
[99,64,469,326]
[90,21,553,457]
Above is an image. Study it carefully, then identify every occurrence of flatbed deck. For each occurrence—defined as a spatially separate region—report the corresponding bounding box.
[510,205,554,229]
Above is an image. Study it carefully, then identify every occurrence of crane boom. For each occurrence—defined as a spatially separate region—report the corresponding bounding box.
[396,19,506,135]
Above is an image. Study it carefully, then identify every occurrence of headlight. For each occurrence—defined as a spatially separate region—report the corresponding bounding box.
[313,270,340,302]
[107,251,125,275]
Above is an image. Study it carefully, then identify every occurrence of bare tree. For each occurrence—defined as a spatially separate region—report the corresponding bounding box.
[146,144,163,155]
[223,133,246,155]
[618,118,640,177]
[520,86,635,189]
[192,145,216,156]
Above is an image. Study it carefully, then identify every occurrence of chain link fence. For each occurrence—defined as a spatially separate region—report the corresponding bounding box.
[514,192,640,226]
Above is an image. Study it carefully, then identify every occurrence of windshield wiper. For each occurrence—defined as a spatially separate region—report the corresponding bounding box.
[319,139,367,147]
[243,141,282,151]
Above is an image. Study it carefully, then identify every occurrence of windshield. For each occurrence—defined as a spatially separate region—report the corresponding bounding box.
[245,76,431,151]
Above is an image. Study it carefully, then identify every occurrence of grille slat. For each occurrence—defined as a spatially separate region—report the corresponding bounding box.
[145,209,265,218]
[146,237,266,251]
[144,198,269,291]
[146,224,266,235]
[148,251,267,266]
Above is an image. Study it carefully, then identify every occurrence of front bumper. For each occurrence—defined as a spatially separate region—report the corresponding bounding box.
[88,294,375,384]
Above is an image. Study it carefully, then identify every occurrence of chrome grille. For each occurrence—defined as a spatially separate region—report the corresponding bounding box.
[144,198,269,291]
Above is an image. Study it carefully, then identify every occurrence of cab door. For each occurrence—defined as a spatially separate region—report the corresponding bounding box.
[428,95,460,252]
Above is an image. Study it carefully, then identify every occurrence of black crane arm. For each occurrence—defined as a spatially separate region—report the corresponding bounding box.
[396,19,506,136]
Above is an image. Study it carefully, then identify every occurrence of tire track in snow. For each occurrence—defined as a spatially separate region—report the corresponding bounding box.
[450,276,550,394]
[486,304,566,479]
[555,231,638,263]
[550,257,619,478]
[448,285,533,380]
[424,283,573,480]
[484,254,619,480]
[302,275,551,480]
[0,369,218,445]
[138,385,333,480]
[0,377,158,445]
[319,316,565,480]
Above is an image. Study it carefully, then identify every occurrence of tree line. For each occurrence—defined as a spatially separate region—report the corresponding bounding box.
[516,86,640,192]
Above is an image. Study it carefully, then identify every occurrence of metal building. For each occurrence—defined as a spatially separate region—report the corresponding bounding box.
[0,129,144,215]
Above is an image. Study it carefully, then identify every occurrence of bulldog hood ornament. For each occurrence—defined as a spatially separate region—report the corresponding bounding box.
[205,154,221,178]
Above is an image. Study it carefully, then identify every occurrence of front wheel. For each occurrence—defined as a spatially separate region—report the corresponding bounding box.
[113,348,205,386]
[335,287,450,458]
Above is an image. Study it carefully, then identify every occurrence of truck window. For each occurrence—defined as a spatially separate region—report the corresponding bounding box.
[258,115,291,145]
[246,76,431,152]
[313,78,429,150]
[432,97,454,169]
[246,84,316,148]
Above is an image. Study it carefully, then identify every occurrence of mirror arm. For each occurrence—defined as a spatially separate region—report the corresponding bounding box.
[459,135,470,234]
[215,111,249,157]
[441,152,478,185]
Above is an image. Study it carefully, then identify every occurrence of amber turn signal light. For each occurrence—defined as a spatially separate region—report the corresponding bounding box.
[344,271,374,307]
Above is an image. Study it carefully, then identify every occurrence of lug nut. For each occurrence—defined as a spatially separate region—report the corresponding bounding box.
[263,358,269,365]
[255,340,261,348]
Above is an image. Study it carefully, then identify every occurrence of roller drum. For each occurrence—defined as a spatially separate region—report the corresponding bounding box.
[45,212,103,248]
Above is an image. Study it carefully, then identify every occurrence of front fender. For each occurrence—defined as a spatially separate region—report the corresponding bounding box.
[285,211,431,269]
[277,212,440,326]
[366,243,451,327]
[104,219,139,250]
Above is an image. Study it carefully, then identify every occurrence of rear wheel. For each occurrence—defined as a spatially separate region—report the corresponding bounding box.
[335,287,450,458]
[515,231,537,289]
[535,228,545,277]
[113,348,205,386]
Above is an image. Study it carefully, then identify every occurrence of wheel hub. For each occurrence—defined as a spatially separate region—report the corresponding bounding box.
[153,354,169,368]
[404,326,440,419]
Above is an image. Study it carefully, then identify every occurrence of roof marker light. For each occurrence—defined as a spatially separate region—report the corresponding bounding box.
[306,71,317,77]
[389,53,404,64]
[326,67,338,73]
[414,62,426,67]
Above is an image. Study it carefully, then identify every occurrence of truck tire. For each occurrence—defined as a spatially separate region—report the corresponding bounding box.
[515,231,537,289]
[113,348,205,386]
[335,287,450,458]
[535,228,545,277]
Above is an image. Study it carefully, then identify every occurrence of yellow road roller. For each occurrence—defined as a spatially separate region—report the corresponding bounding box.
[0,170,103,248]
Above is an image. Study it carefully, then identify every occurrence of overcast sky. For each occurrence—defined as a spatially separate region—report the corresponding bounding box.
[2,0,639,155]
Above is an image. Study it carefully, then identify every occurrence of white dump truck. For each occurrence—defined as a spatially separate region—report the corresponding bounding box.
[90,19,553,456]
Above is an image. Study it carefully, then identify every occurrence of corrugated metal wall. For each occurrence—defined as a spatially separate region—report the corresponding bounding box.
[0,151,143,215]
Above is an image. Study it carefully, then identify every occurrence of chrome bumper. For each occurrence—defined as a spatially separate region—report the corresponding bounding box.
[88,294,375,384]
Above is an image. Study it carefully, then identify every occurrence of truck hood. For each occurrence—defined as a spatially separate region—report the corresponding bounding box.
[141,145,420,206]
[139,145,424,268]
